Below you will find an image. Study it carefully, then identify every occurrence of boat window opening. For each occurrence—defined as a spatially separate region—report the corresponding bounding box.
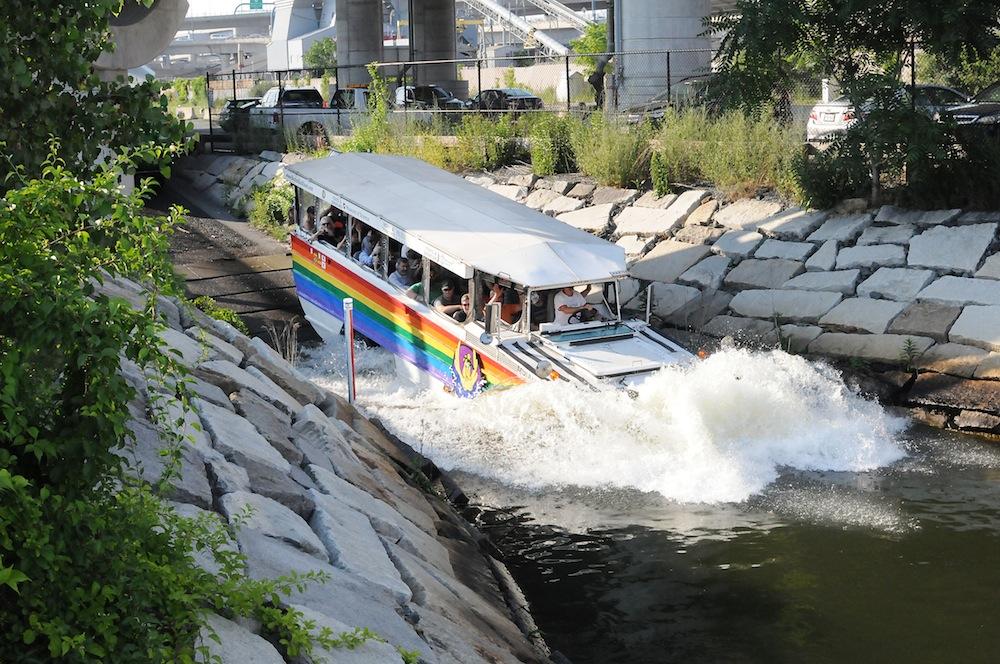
[298,189,320,235]
[314,202,348,248]
[479,274,524,330]
[528,289,557,330]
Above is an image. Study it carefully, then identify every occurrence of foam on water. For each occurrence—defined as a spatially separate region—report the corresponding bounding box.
[302,344,908,504]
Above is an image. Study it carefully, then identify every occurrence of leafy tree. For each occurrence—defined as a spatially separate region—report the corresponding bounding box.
[0,0,188,189]
[304,37,337,70]
[709,0,1000,202]
[918,46,1000,95]
[569,22,608,74]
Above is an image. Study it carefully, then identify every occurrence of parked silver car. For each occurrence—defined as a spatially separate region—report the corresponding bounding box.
[806,85,970,141]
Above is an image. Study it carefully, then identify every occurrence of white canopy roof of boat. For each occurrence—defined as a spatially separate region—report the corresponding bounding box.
[285,153,627,288]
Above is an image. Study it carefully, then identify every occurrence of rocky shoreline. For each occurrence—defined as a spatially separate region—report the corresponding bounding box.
[175,150,998,438]
[102,272,554,663]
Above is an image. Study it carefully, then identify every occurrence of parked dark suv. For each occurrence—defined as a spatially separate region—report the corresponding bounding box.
[469,88,544,112]
[940,82,1000,135]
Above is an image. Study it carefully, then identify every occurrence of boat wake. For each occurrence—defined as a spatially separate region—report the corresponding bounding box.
[301,344,907,504]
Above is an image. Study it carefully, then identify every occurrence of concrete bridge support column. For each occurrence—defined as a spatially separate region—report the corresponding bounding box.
[410,0,467,98]
[336,0,384,85]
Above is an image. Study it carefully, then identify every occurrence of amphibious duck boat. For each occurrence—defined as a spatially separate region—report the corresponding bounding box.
[285,153,692,397]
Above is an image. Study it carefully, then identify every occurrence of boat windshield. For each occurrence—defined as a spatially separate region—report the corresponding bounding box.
[543,323,634,344]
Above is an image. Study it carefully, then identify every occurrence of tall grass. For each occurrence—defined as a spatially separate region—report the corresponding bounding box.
[570,116,653,188]
[528,114,577,176]
[652,109,802,200]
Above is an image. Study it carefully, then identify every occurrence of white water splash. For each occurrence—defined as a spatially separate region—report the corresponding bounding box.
[301,344,907,504]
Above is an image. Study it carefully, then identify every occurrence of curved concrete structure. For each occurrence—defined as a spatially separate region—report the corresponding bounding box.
[96,0,190,79]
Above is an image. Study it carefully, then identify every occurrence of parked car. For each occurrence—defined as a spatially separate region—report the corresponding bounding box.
[806,84,970,141]
[469,88,543,112]
[939,81,1000,135]
[394,85,465,110]
[246,87,330,141]
[218,98,260,133]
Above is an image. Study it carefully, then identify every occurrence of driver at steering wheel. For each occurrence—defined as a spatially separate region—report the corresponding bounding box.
[553,285,595,326]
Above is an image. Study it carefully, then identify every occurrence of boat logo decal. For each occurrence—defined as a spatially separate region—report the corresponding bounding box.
[451,342,485,398]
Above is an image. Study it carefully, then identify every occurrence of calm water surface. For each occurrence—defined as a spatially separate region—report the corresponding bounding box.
[301,345,1000,664]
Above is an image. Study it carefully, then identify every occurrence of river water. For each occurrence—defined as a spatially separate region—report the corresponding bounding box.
[301,345,1000,664]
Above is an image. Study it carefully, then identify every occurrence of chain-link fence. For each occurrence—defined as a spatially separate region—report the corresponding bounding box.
[202,49,831,153]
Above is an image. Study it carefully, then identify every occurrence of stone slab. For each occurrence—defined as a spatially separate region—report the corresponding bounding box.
[678,255,731,290]
[856,268,936,302]
[712,230,764,258]
[954,411,1000,433]
[857,224,916,246]
[557,203,614,232]
[806,239,838,272]
[634,190,677,209]
[974,353,1000,380]
[701,315,778,345]
[958,211,1000,224]
[243,365,306,415]
[198,613,285,664]
[487,184,527,201]
[290,605,406,664]
[835,244,906,270]
[542,194,586,215]
[713,199,783,231]
[916,277,1000,307]
[650,283,702,319]
[616,235,656,257]
[567,182,596,198]
[661,291,733,329]
[757,208,829,240]
[614,205,686,236]
[194,359,292,411]
[230,389,301,465]
[782,270,860,294]
[122,417,212,509]
[976,253,1000,280]
[807,214,873,243]
[908,223,997,275]
[807,333,934,364]
[220,491,326,560]
[196,398,291,474]
[875,205,961,226]
[591,186,639,206]
[919,343,989,378]
[818,298,908,334]
[887,302,962,343]
[159,327,213,367]
[259,150,282,162]
[673,225,725,245]
[629,240,712,283]
[185,327,243,365]
[506,172,537,188]
[685,199,718,225]
[465,174,494,188]
[664,189,710,222]
[728,289,843,323]
[309,490,411,603]
[245,337,324,405]
[778,325,824,353]
[754,239,816,261]
[723,258,804,290]
[906,373,1000,412]
[949,305,1000,351]
[523,188,560,210]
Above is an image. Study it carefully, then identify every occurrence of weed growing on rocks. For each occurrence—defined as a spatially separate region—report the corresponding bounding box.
[249,175,294,241]
[571,115,653,188]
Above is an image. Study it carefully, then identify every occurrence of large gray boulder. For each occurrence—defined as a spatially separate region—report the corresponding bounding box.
[220,491,326,560]
[614,205,687,236]
[818,298,909,334]
[835,244,906,270]
[856,268,936,301]
[288,604,406,664]
[756,208,829,240]
[184,327,243,365]
[231,389,301,466]
[197,613,285,664]
[158,327,213,367]
[907,223,997,275]
[754,239,816,261]
[805,239,838,272]
[887,302,962,343]
[678,255,731,290]
[808,333,934,363]
[976,253,1000,280]
[920,343,990,378]
[729,289,843,323]
[949,305,1000,351]
[916,276,1000,307]
[857,224,916,246]
[556,203,614,232]
[309,489,412,603]
[121,416,212,509]
[650,283,701,319]
[782,270,860,294]
[196,398,291,474]
[245,337,324,405]
[875,205,961,226]
[629,240,712,283]
[292,404,381,496]
[712,230,764,258]
[723,258,804,290]
[807,213,872,243]
[713,199,782,231]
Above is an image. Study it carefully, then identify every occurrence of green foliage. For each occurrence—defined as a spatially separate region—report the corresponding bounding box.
[918,46,1000,95]
[569,23,608,74]
[529,115,577,176]
[570,116,652,188]
[342,64,393,154]
[501,68,519,90]
[303,37,337,71]
[0,0,189,189]
[398,646,423,664]
[171,77,209,107]
[189,296,250,335]
[249,176,295,240]
[454,114,521,171]
[898,338,921,372]
[652,109,802,200]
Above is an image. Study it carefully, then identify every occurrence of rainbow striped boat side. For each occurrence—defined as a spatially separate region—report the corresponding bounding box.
[291,235,523,390]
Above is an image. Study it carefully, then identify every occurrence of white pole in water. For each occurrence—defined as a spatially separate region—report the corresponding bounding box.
[343,298,357,404]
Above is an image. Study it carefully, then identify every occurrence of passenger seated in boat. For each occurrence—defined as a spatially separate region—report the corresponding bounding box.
[311,210,344,245]
[529,291,549,327]
[406,249,422,280]
[452,293,473,322]
[388,257,417,290]
[485,282,522,324]
[301,206,317,234]
[553,285,595,325]
[405,264,438,303]
[337,224,360,255]
[356,228,381,268]
[433,281,463,317]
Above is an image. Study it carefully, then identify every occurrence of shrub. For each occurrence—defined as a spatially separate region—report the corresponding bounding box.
[529,114,577,176]
[190,295,250,335]
[571,116,652,188]
[249,175,295,240]
[454,114,521,171]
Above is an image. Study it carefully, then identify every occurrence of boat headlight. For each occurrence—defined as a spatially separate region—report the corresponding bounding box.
[534,359,553,379]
